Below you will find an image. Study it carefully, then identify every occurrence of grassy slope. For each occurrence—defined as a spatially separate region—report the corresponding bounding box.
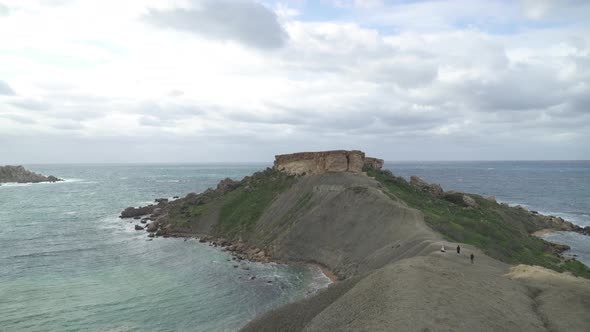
[368,169,590,278]
[165,169,298,238]
[216,171,298,237]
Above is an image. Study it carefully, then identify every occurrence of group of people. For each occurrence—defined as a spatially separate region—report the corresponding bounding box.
[440,244,474,264]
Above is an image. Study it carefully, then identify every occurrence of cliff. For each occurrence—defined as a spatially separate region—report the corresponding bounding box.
[273,150,383,175]
[0,165,63,183]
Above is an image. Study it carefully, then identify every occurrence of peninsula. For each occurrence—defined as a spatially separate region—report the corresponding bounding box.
[120,150,590,331]
[0,165,63,184]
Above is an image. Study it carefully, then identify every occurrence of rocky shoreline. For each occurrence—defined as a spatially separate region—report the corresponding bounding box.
[0,165,63,184]
[119,194,275,264]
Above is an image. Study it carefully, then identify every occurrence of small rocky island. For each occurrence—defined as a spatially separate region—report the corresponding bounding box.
[0,165,63,183]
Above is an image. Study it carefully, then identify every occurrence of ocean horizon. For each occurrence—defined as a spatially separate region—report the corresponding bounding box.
[1,160,588,331]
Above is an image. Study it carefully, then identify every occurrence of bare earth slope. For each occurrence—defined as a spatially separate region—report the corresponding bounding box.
[243,246,590,332]
[141,167,590,331]
[249,173,439,278]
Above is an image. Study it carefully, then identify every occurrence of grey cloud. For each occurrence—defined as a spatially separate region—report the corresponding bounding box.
[138,116,161,127]
[137,101,205,127]
[0,80,16,95]
[366,61,438,88]
[464,67,564,111]
[9,98,52,111]
[144,0,287,49]
[0,114,36,124]
[52,121,84,130]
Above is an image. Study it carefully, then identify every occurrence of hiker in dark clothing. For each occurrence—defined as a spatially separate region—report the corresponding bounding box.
[470,253,474,264]
[456,245,460,254]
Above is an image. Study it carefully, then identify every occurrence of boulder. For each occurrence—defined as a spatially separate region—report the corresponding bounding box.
[410,176,444,197]
[216,178,239,194]
[155,198,169,204]
[120,205,155,218]
[443,192,479,208]
[146,222,158,232]
[485,196,497,203]
[134,225,144,231]
[147,233,155,238]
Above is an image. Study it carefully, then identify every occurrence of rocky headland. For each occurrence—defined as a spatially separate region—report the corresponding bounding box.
[120,150,590,331]
[0,165,63,184]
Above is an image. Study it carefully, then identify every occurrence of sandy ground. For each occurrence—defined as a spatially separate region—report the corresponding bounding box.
[243,243,590,332]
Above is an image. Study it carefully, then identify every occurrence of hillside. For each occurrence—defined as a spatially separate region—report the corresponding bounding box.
[120,151,590,331]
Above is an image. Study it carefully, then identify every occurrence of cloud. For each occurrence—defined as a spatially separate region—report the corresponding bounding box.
[0,80,16,95]
[144,0,287,49]
[9,98,52,111]
[0,0,589,162]
[0,114,37,124]
[0,3,9,16]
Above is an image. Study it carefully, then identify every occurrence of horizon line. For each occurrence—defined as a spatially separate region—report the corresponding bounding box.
[4,159,590,166]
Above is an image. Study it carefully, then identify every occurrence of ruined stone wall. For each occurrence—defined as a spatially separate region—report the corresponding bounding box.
[274,150,366,175]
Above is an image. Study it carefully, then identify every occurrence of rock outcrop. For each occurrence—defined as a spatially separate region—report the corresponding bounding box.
[410,175,444,197]
[442,191,479,208]
[0,165,63,183]
[363,157,384,171]
[120,205,156,218]
[274,150,383,175]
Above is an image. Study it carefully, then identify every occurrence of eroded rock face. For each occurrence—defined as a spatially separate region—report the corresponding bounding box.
[274,150,378,175]
[363,157,384,171]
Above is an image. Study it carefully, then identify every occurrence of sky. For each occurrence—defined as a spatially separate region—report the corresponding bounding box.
[0,0,589,163]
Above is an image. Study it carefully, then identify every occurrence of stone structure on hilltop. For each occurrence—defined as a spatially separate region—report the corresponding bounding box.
[274,150,383,175]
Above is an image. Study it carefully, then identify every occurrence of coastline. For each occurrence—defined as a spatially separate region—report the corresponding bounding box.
[533,228,558,237]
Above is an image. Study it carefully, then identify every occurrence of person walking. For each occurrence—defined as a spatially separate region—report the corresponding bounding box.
[456,245,461,254]
[470,253,474,264]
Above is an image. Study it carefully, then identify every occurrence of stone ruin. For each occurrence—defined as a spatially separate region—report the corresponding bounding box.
[273,150,384,175]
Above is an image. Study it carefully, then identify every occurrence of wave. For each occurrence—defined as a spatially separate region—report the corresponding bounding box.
[0,178,92,187]
[495,200,589,227]
[7,246,99,260]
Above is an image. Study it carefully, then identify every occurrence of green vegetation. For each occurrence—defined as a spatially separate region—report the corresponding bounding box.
[368,169,590,278]
[216,170,298,238]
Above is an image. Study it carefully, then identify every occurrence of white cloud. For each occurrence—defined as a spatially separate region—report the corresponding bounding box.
[0,0,589,162]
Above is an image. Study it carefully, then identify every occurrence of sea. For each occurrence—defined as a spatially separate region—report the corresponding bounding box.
[0,164,331,332]
[0,161,588,331]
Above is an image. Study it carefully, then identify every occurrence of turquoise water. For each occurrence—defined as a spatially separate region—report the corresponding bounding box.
[386,160,590,267]
[0,164,329,332]
[1,161,588,331]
